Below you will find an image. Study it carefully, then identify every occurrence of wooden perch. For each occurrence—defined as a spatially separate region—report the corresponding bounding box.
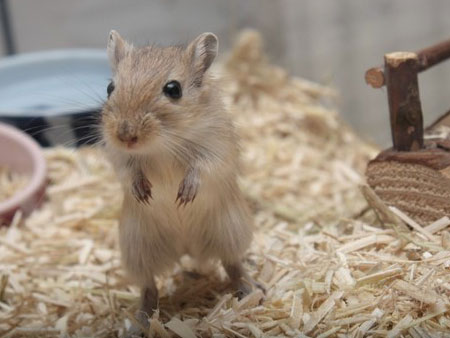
[365,36,450,226]
[366,38,450,88]
[384,52,423,151]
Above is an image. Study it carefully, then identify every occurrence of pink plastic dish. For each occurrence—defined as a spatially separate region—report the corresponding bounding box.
[0,122,47,224]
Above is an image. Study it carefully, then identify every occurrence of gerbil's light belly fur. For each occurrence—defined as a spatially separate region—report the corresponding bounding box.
[119,171,253,286]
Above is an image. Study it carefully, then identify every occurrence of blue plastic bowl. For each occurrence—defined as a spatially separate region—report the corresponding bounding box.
[0,49,111,147]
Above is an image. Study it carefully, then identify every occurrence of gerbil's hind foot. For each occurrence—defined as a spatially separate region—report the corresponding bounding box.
[132,174,152,204]
[125,282,159,337]
[125,315,148,338]
[235,275,266,300]
[125,310,153,338]
[223,261,266,300]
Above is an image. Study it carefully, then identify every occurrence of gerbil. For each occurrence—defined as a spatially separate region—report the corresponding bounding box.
[101,30,263,333]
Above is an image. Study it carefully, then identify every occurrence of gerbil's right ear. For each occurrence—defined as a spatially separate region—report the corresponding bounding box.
[187,33,218,86]
[107,30,132,72]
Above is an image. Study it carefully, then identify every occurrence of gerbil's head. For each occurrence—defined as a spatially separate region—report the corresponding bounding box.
[101,30,219,155]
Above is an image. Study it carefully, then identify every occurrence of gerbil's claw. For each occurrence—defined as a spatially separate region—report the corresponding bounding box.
[176,169,199,207]
[132,175,153,204]
[142,195,150,205]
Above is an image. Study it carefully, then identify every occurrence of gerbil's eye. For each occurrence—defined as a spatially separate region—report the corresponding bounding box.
[163,80,182,99]
[107,81,115,98]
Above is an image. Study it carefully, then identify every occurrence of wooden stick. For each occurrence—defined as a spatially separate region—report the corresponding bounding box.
[366,38,450,88]
[418,37,450,70]
[384,52,424,151]
[365,67,385,88]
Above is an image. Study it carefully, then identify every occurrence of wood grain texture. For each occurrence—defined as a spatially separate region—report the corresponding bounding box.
[366,153,450,225]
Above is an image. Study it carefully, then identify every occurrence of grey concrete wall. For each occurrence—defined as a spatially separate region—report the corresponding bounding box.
[2,0,450,146]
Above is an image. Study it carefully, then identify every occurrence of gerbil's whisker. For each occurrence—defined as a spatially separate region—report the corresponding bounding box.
[60,133,103,148]
[161,129,223,166]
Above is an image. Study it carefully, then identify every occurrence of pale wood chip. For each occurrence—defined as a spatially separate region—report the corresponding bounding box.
[387,314,413,338]
[390,207,437,242]
[317,326,341,338]
[165,317,197,338]
[392,279,440,304]
[304,291,343,334]
[337,234,395,253]
[288,290,303,329]
[354,308,384,338]
[424,216,450,234]
[356,267,402,286]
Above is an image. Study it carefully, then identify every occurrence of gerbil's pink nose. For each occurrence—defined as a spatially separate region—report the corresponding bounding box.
[117,121,138,145]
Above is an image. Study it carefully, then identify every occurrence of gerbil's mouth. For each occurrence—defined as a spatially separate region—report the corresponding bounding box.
[116,137,141,150]
[115,136,151,154]
[126,141,139,149]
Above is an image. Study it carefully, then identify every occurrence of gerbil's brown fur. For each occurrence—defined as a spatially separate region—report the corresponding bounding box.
[101,31,261,333]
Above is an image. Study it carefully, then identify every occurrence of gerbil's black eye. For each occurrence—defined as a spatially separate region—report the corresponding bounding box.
[107,81,115,98]
[163,80,182,99]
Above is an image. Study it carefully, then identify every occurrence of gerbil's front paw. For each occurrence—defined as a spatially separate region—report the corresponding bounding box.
[176,169,200,207]
[132,175,152,204]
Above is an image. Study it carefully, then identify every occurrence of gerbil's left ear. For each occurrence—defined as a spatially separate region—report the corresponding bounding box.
[107,30,132,73]
[187,32,218,86]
